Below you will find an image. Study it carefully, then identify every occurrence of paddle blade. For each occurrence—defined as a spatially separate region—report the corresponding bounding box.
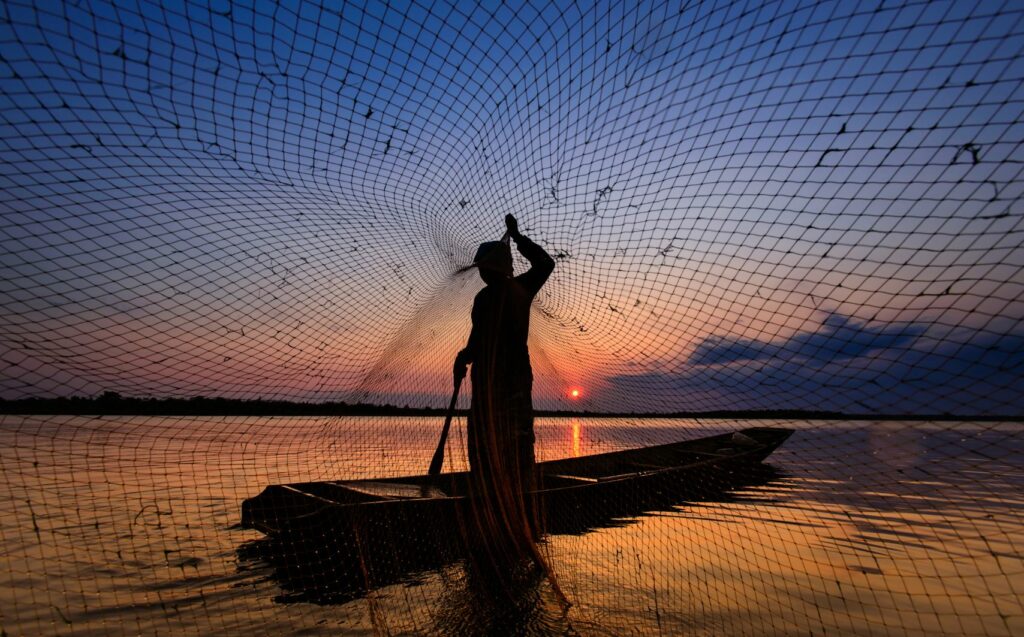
[427,421,450,476]
[428,376,462,476]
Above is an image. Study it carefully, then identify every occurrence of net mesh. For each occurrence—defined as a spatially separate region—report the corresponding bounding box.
[1,0,1022,635]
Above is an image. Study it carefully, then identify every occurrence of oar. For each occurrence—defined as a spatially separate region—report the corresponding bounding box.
[428,375,463,477]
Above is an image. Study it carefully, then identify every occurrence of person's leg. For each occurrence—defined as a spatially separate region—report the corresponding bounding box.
[509,391,539,536]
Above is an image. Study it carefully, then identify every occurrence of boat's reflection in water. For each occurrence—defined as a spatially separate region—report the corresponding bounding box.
[236,461,784,620]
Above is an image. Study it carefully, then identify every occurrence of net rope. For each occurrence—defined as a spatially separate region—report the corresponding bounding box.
[1,0,1022,635]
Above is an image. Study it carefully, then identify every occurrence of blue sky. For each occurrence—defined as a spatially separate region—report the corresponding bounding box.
[0,0,1022,414]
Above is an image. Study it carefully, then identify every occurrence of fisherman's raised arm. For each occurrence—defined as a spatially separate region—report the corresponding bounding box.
[506,214,554,295]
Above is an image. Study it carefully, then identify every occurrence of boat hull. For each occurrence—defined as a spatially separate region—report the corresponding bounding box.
[236,427,792,604]
[241,427,793,537]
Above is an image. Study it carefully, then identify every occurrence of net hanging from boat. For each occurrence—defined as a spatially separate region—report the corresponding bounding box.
[0,0,1022,634]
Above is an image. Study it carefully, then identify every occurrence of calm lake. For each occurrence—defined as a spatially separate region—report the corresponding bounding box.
[0,415,1021,635]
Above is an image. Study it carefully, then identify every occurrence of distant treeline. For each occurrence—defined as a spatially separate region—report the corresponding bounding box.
[0,392,1020,421]
[0,392,449,417]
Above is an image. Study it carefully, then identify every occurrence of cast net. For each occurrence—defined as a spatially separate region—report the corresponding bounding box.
[1,0,1022,635]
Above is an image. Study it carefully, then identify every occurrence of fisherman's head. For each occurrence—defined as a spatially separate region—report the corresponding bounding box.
[474,241,513,285]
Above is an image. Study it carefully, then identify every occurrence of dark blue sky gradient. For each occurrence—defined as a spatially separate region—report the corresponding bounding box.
[0,0,1022,414]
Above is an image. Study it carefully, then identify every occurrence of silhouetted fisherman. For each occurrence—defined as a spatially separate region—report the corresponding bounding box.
[454,215,554,522]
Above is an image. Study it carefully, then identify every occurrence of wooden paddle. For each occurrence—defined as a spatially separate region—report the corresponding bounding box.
[428,374,463,476]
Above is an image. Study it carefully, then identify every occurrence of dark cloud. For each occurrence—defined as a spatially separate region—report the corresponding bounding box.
[601,321,1024,416]
[689,313,926,366]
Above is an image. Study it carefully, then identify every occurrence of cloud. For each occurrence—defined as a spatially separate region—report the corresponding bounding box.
[601,320,1024,416]
[688,313,926,366]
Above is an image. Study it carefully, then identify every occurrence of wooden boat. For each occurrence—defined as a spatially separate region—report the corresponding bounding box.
[241,426,792,537]
[237,427,792,604]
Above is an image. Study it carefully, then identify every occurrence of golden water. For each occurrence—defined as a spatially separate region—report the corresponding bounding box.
[0,415,1021,635]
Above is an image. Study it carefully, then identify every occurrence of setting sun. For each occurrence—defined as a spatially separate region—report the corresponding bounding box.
[569,388,582,399]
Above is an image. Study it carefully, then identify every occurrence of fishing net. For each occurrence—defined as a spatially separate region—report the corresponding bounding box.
[1,0,1022,634]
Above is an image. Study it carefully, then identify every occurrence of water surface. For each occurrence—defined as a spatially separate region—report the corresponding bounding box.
[0,415,1021,635]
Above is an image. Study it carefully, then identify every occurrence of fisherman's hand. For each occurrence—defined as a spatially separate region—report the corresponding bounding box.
[505,214,521,239]
[453,351,469,381]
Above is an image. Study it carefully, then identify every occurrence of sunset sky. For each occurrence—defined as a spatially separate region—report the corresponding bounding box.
[1,0,1022,414]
